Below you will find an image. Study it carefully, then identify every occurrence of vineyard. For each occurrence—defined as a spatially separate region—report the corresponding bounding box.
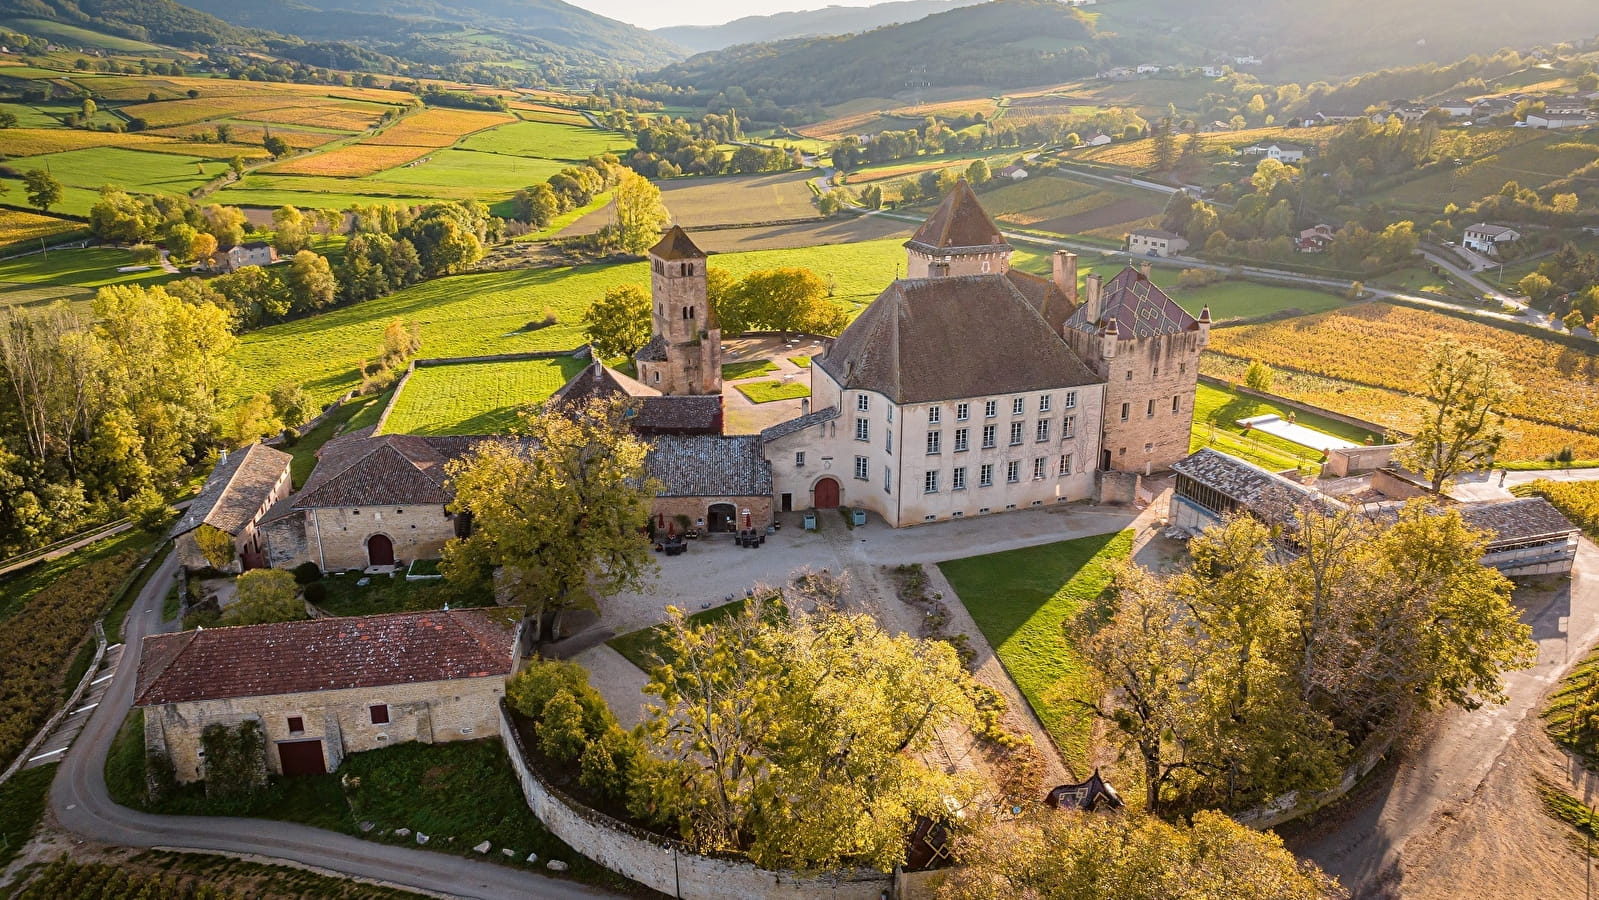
[0,209,83,249]
[13,858,245,900]
[266,144,432,177]
[1203,303,1599,460]
[1512,479,1599,539]
[0,551,137,766]
[363,108,516,147]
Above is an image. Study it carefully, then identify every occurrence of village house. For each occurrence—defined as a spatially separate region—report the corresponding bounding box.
[996,164,1028,180]
[1201,65,1225,78]
[1136,64,1162,75]
[1462,222,1521,255]
[1434,98,1475,117]
[1127,228,1190,257]
[1298,224,1337,252]
[1079,131,1114,147]
[208,241,277,273]
[1241,141,1308,163]
[1527,111,1595,129]
[136,608,520,782]
[171,444,293,573]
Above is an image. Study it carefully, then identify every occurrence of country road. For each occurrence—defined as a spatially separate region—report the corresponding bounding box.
[1294,534,1599,895]
[46,550,621,900]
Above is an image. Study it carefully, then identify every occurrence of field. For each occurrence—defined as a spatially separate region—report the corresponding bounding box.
[456,120,631,160]
[1203,303,1599,460]
[509,102,591,126]
[362,148,567,195]
[0,247,173,311]
[939,530,1135,769]
[5,146,218,216]
[265,143,432,177]
[736,380,811,403]
[152,121,337,150]
[1363,130,1599,214]
[378,357,587,435]
[1073,125,1338,172]
[234,237,909,404]
[1190,382,1375,473]
[362,107,515,147]
[979,173,1163,240]
[0,209,84,250]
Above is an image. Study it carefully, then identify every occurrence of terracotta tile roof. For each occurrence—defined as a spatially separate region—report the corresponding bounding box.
[647,434,772,497]
[1004,269,1077,334]
[1065,266,1199,339]
[293,434,482,510]
[905,179,1009,254]
[818,275,1101,404]
[650,225,706,261]
[170,443,291,539]
[134,609,517,706]
[761,406,840,442]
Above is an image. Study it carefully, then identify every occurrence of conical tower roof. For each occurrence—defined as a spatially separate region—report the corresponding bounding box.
[650,225,706,261]
[905,178,1009,255]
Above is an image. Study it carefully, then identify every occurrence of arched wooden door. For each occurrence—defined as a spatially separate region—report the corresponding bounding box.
[813,477,840,509]
[367,534,395,567]
[707,503,736,533]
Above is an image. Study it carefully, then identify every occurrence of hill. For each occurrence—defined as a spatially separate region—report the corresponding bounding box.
[653,0,983,54]
[0,0,261,48]
[179,0,685,78]
[649,0,1106,108]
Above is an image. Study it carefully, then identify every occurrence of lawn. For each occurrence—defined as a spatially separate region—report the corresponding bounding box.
[5,146,218,216]
[362,148,568,196]
[1190,382,1374,473]
[455,119,631,161]
[736,379,810,403]
[104,710,619,887]
[0,246,173,290]
[722,359,778,380]
[233,237,908,405]
[607,598,752,671]
[939,529,1135,770]
[0,763,57,871]
[313,570,453,615]
[379,357,586,435]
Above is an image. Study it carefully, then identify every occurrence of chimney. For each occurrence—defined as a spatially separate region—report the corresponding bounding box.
[1052,250,1078,300]
[1082,273,1103,324]
[801,398,811,415]
[1101,317,1119,359]
[1139,261,1153,280]
[1197,305,1212,348]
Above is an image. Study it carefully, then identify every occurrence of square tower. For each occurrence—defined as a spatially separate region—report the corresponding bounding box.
[635,226,722,396]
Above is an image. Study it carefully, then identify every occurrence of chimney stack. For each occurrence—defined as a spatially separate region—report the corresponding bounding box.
[1052,250,1079,300]
[801,397,811,415]
[1083,273,1103,324]
[1197,305,1212,348]
[1100,317,1119,359]
[1139,261,1153,280]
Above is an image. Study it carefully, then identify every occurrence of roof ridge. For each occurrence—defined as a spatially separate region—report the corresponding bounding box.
[294,441,433,509]
[135,629,202,706]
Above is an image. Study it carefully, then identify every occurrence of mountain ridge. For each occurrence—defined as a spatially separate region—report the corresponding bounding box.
[652,0,984,54]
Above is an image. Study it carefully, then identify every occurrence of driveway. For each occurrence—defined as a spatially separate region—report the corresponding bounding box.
[44,551,622,900]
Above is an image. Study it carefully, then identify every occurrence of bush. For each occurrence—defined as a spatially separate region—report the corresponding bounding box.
[200,720,267,800]
[280,427,300,447]
[578,725,638,803]
[506,659,610,735]
[303,582,326,604]
[537,690,589,763]
[291,561,323,584]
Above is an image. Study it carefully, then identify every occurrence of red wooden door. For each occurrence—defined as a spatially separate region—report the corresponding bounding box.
[277,739,326,776]
[367,534,394,566]
[813,477,840,509]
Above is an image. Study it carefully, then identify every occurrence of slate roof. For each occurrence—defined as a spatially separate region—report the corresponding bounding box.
[293,434,483,510]
[651,225,706,261]
[552,361,722,435]
[1064,266,1200,340]
[905,179,1010,255]
[1458,498,1579,546]
[1130,228,1184,240]
[1465,223,1519,238]
[1172,448,1333,511]
[761,406,841,442]
[170,444,291,539]
[1044,768,1125,812]
[647,434,772,497]
[134,609,517,706]
[1004,269,1077,334]
[818,275,1102,404]
[636,334,669,361]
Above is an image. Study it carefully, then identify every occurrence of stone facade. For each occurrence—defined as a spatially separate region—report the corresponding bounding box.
[263,504,459,572]
[635,228,722,397]
[651,496,774,533]
[171,444,294,573]
[145,675,508,783]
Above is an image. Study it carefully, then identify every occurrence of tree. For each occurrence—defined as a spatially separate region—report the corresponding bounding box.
[378,318,422,370]
[231,393,281,441]
[21,170,62,213]
[1518,272,1553,301]
[1152,117,1177,170]
[223,568,305,625]
[705,265,743,333]
[271,205,308,255]
[1244,359,1274,392]
[1397,339,1521,491]
[81,97,95,121]
[164,223,200,264]
[610,171,670,255]
[1250,157,1293,195]
[229,155,245,178]
[194,523,235,569]
[582,283,652,359]
[190,232,218,266]
[734,267,847,337]
[965,158,991,185]
[513,183,560,228]
[284,250,336,314]
[263,134,290,159]
[443,397,657,630]
[201,204,246,249]
[0,111,17,128]
[89,188,159,243]
[269,381,315,428]
[939,810,1341,900]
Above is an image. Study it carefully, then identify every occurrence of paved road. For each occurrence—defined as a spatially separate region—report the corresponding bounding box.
[1297,534,1599,894]
[48,551,620,900]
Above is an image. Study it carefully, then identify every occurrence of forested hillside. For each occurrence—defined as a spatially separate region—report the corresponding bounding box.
[0,0,260,48]
[653,0,982,54]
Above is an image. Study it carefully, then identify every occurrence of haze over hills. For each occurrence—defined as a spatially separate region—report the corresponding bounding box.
[652,0,983,54]
[0,0,262,48]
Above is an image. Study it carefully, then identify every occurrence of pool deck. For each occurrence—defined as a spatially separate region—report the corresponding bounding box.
[1236,414,1359,453]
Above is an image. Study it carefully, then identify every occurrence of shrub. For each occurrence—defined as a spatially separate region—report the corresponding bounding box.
[279,427,299,447]
[578,725,639,802]
[200,720,267,800]
[303,582,326,604]
[506,658,611,735]
[194,523,235,569]
[291,561,323,584]
[537,690,589,763]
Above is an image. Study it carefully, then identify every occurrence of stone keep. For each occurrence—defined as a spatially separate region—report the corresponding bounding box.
[635,226,722,396]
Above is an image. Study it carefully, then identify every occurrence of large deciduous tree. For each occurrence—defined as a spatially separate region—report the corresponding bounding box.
[1397,339,1520,492]
[224,568,305,625]
[732,267,846,337]
[582,283,652,359]
[608,171,670,255]
[443,397,657,631]
[21,170,61,213]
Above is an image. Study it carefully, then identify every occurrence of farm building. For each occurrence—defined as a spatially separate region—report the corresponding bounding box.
[1462,223,1520,254]
[209,241,277,273]
[170,444,293,574]
[1127,228,1190,257]
[136,609,520,782]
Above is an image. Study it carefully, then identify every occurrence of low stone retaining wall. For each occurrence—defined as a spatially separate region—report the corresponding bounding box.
[498,703,892,900]
[1234,733,1396,830]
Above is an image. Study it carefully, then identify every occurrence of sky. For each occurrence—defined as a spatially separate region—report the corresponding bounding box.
[571,0,885,30]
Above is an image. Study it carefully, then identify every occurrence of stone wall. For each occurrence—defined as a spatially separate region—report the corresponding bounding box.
[651,496,773,532]
[1371,467,1435,501]
[146,675,507,783]
[264,505,458,572]
[1324,443,1405,477]
[498,704,893,900]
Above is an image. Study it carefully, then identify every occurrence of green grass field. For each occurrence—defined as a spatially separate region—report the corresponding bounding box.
[0,101,64,128]
[736,379,810,403]
[362,148,568,196]
[607,598,753,672]
[722,359,778,380]
[455,120,631,161]
[7,147,217,216]
[0,247,176,313]
[1190,382,1371,473]
[234,237,907,405]
[0,17,160,50]
[379,357,586,435]
[939,530,1135,770]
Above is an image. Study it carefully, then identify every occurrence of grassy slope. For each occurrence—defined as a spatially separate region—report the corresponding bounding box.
[939,530,1135,770]
[454,120,631,161]
[0,763,57,871]
[380,357,586,435]
[8,146,218,217]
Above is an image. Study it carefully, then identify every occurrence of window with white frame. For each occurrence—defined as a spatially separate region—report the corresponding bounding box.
[982,425,997,449]
[855,417,869,441]
[1012,397,1025,415]
[1039,394,1052,412]
[1009,421,1024,445]
[796,452,806,469]
[956,402,969,421]
[928,406,941,424]
[1036,420,1050,442]
[979,463,994,487]
[1059,453,1073,476]
[1064,391,1077,409]
[854,455,869,480]
[1006,460,1021,483]
[1063,415,1075,438]
[985,399,998,418]
[953,427,969,452]
[924,471,939,493]
[926,431,941,454]
[884,466,893,493]
[856,394,870,412]
[952,467,967,490]
[1033,457,1047,479]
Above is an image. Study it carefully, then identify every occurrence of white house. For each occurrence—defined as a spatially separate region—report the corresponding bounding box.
[1201,65,1225,78]
[997,165,1029,181]
[1080,131,1113,147]
[1128,229,1190,257]
[1527,112,1594,130]
[1241,142,1308,163]
[209,241,278,273]
[1435,98,1474,117]
[1233,55,1262,66]
[1462,223,1521,255]
[1137,64,1162,75]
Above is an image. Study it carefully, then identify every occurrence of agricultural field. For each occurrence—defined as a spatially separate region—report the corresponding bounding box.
[233,237,909,405]
[0,17,160,50]
[0,209,84,251]
[362,107,515,148]
[4,146,219,216]
[510,102,591,126]
[456,120,631,160]
[379,357,587,435]
[1203,303,1599,460]
[361,148,567,196]
[0,127,271,160]
[1512,479,1599,539]
[562,171,820,238]
[151,121,336,150]
[0,247,173,312]
[979,173,1164,240]
[265,143,432,177]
